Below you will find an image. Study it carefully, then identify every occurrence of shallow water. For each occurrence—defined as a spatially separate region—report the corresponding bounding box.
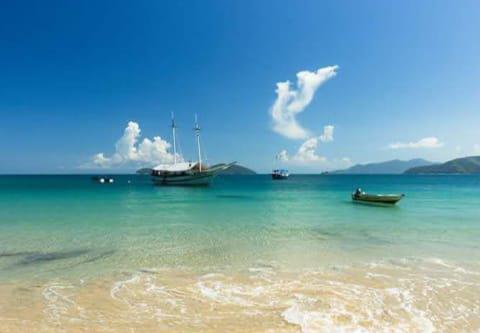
[0,175,479,332]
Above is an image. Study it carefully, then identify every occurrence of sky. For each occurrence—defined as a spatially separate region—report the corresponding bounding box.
[0,0,479,173]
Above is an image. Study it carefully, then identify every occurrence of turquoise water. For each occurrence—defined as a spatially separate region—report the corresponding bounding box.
[1,174,479,282]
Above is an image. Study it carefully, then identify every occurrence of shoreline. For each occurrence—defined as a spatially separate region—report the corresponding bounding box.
[0,257,478,332]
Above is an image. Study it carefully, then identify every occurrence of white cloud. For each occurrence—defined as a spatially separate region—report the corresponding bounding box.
[388,137,443,149]
[276,149,289,161]
[115,121,141,161]
[275,124,349,170]
[341,157,353,166]
[279,145,352,171]
[473,144,480,154]
[90,121,180,168]
[295,125,335,162]
[294,136,326,163]
[319,125,334,142]
[137,136,176,164]
[270,66,338,139]
[92,153,111,168]
[278,125,335,164]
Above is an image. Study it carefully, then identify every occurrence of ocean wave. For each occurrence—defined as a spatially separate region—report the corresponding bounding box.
[196,279,266,307]
[42,282,85,324]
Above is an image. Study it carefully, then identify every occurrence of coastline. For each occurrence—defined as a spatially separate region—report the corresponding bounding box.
[1,257,479,332]
[0,174,479,331]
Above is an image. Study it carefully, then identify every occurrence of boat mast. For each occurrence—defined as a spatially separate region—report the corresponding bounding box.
[171,112,177,165]
[194,114,202,171]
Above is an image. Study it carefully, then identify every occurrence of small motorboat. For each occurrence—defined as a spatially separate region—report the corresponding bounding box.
[272,169,289,180]
[352,188,404,205]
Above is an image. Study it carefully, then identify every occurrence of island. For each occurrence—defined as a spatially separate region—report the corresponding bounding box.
[218,164,256,175]
[404,156,480,174]
[332,158,434,174]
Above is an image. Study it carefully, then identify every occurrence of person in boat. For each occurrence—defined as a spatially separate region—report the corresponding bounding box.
[354,188,363,198]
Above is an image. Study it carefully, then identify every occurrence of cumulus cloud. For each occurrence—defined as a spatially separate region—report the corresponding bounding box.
[278,125,335,164]
[276,149,289,162]
[270,66,338,139]
[294,136,326,163]
[90,121,180,168]
[319,125,334,142]
[293,126,333,162]
[279,145,352,170]
[92,153,111,168]
[388,137,443,149]
[473,144,480,154]
[114,121,141,161]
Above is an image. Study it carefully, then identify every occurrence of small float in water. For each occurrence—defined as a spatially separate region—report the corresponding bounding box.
[92,176,114,184]
[352,188,404,205]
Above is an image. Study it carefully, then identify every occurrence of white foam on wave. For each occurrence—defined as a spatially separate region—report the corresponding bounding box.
[385,287,435,333]
[281,292,383,333]
[366,257,480,277]
[281,294,327,333]
[110,274,140,301]
[277,262,478,333]
[425,257,453,267]
[282,302,322,333]
[42,282,85,324]
[199,272,224,280]
[248,267,271,274]
[110,272,189,322]
[423,258,480,276]
[248,266,276,282]
[365,272,391,279]
[38,259,480,331]
[196,279,265,306]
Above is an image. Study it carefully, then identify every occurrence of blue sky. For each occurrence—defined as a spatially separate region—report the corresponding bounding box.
[1,0,479,173]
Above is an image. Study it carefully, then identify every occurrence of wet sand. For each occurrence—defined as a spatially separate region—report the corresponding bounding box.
[1,258,479,332]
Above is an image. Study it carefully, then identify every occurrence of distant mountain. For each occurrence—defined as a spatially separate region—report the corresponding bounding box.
[218,164,256,175]
[333,159,434,174]
[136,164,256,176]
[404,156,480,174]
[136,168,152,175]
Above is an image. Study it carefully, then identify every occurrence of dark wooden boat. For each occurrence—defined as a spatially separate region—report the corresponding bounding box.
[272,169,289,180]
[352,192,404,205]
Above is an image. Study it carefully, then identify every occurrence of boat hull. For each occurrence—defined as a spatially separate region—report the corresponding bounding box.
[151,162,235,186]
[152,171,216,186]
[271,169,289,180]
[352,193,404,205]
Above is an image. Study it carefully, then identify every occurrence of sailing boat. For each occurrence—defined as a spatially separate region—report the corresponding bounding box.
[151,115,235,186]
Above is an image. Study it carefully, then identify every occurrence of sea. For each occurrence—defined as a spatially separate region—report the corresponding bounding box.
[0,174,479,332]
